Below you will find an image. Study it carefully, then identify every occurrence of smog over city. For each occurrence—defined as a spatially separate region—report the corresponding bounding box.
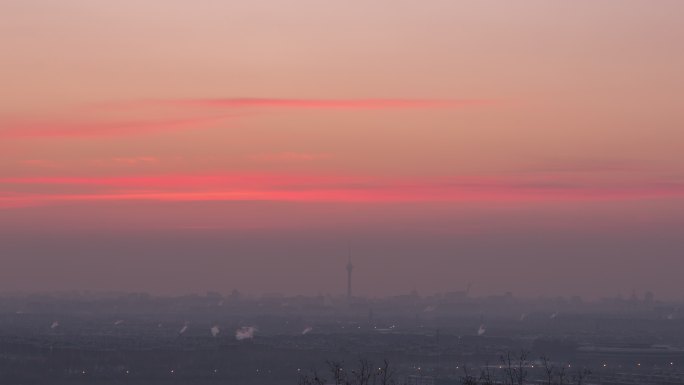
[2,2,684,385]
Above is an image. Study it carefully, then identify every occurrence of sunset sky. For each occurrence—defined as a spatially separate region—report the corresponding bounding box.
[2,1,683,299]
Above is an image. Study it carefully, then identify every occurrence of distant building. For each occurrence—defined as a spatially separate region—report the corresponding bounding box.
[406,375,435,385]
[644,291,655,304]
[346,256,353,299]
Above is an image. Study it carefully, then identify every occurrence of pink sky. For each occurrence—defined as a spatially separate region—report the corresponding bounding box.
[1,1,683,299]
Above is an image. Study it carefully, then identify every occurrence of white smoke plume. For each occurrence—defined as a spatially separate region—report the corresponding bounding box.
[235,326,257,340]
[477,324,486,336]
[550,312,558,320]
[211,325,220,337]
[520,313,527,321]
[179,323,189,335]
[302,326,313,335]
[114,319,124,326]
[50,321,59,329]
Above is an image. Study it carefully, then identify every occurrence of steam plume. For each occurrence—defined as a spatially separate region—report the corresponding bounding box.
[178,323,189,335]
[236,326,257,340]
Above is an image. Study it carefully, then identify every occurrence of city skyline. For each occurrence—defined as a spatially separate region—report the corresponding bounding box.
[3,3,684,384]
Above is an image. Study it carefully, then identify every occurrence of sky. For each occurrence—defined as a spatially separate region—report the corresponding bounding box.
[1,1,684,299]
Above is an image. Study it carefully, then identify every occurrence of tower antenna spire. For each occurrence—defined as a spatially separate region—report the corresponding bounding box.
[346,242,353,300]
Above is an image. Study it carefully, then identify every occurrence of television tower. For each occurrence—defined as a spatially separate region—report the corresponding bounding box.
[346,247,353,300]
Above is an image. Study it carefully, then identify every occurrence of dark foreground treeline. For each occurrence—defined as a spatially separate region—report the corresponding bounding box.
[298,351,591,385]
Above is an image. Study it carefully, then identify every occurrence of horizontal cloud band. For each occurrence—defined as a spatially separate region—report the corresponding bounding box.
[1,173,682,209]
[167,98,494,109]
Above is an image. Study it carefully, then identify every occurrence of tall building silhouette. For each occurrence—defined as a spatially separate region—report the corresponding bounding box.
[346,254,353,300]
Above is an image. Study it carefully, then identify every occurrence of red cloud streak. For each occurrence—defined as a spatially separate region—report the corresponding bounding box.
[0,116,231,139]
[1,173,682,209]
[165,98,494,109]
[0,97,489,140]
